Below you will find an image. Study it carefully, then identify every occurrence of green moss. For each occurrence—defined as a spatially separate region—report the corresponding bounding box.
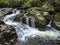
[43,15,51,21]
[0,0,10,5]
[0,0,60,8]
[54,14,60,22]
[28,7,41,15]
[0,0,44,7]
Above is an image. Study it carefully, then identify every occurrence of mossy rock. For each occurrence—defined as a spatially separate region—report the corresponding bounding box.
[0,24,17,45]
[42,2,54,11]
[28,7,47,28]
[43,14,51,22]
[28,7,41,15]
[54,14,60,22]
[0,0,42,8]
[53,14,60,30]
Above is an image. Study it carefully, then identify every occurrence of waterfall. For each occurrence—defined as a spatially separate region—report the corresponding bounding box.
[46,15,54,28]
[2,9,60,43]
[46,20,52,27]
[20,17,23,24]
[24,12,29,26]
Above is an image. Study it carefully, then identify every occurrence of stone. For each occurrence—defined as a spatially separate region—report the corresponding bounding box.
[0,8,13,17]
[43,12,49,15]
[43,14,51,22]
[14,10,25,22]
[0,24,17,45]
[53,14,60,30]
[0,25,8,32]
[42,3,54,11]
[28,7,47,28]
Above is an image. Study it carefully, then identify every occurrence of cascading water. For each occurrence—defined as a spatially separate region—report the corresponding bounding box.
[24,12,29,26]
[46,19,52,27]
[2,9,60,45]
[31,18,35,28]
[46,15,54,28]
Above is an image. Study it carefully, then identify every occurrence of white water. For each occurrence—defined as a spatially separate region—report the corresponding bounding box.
[46,15,54,28]
[24,12,29,26]
[31,18,35,28]
[46,20,52,27]
[2,9,60,42]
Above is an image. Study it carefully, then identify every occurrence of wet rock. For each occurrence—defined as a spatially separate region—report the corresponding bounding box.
[53,14,60,30]
[43,12,51,20]
[28,7,47,28]
[28,7,41,15]
[14,10,25,22]
[0,25,8,32]
[0,25,17,45]
[43,12,49,15]
[0,8,13,17]
[43,14,51,24]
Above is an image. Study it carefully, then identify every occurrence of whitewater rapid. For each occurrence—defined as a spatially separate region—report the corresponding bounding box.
[2,9,60,42]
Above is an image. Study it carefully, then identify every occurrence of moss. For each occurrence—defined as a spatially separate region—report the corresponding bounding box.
[43,15,51,21]
[53,14,60,30]
[0,0,10,6]
[55,0,60,5]
[28,7,41,15]
[54,14,60,22]
[0,0,60,9]
[0,44,2,45]
[0,0,44,7]
[28,7,47,28]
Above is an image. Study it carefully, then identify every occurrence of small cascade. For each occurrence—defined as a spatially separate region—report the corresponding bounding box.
[24,12,29,26]
[3,9,20,25]
[46,20,52,27]
[26,17,29,25]
[31,18,35,28]
[46,15,54,28]
[20,17,23,24]
[2,9,60,44]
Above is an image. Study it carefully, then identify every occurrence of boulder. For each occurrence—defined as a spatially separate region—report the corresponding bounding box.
[53,14,60,30]
[0,8,13,17]
[28,7,47,28]
[0,25,17,45]
[14,10,25,22]
[43,13,51,24]
[42,3,54,11]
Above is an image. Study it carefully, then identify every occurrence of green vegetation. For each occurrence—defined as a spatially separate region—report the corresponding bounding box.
[0,0,49,7]
[0,0,21,7]
[0,0,60,9]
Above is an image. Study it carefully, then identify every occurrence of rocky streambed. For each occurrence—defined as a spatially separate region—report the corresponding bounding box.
[0,8,60,45]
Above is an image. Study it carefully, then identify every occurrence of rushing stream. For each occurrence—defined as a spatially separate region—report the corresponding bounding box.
[2,9,60,45]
